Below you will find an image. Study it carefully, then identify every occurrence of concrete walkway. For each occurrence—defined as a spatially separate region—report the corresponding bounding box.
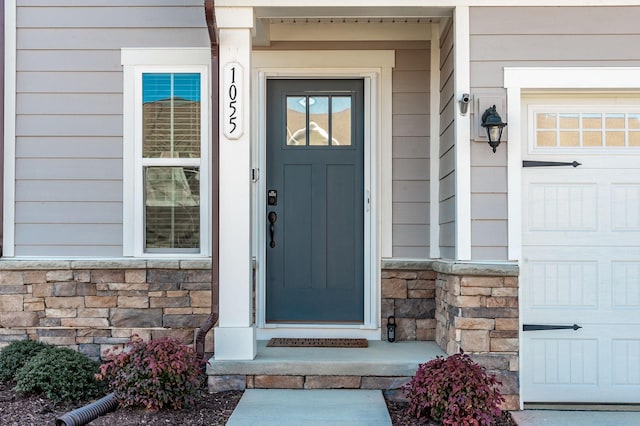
[511,409,640,426]
[226,389,392,426]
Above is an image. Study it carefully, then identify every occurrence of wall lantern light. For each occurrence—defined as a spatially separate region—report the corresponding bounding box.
[481,105,507,153]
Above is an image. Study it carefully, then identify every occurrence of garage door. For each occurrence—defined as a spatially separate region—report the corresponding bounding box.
[521,102,640,404]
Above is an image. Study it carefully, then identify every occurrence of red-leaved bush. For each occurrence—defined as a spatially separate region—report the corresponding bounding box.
[96,336,204,410]
[403,350,504,425]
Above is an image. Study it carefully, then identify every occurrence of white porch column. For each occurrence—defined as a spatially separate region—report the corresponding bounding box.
[214,6,256,360]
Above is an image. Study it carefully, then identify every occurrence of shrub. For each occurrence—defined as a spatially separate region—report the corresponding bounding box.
[0,340,50,382]
[14,346,105,403]
[96,336,204,411]
[403,350,504,425]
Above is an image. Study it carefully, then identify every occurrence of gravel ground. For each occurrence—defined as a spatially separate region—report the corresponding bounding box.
[0,381,515,425]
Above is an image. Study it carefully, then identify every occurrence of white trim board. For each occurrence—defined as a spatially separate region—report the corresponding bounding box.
[252,50,394,340]
[3,1,16,257]
[454,6,471,260]
[429,23,441,259]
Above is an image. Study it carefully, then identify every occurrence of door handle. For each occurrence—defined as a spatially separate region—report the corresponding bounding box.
[268,211,277,248]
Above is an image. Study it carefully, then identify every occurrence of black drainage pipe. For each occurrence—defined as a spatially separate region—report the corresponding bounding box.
[55,393,118,426]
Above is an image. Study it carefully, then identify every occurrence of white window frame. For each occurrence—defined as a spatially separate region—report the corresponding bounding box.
[122,48,211,257]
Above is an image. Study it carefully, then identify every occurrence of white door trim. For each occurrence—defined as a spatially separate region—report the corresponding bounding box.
[252,50,394,340]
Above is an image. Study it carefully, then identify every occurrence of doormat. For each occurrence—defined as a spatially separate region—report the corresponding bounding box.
[266,338,368,348]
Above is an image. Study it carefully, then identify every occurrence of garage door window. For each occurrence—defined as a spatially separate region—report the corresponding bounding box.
[532,108,640,149]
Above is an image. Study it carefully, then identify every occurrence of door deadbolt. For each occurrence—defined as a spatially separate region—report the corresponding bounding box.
[268,190,278,206]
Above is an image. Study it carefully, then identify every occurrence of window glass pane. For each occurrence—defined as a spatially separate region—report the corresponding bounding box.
[559,113,579,129]
[605,113,625,129]
[142,73,201,158]
[308,96,330,146]
[332,97,352,146]
[628,114,640,129]
[605,131,625,147]
[536,131,556,147]
[536,113,556,129]
[582,113,602,129]
[286,96,307,146]
[583,131,602,147]
[629,131,640,146]
[559,131,579,147]
[145,166,200,250]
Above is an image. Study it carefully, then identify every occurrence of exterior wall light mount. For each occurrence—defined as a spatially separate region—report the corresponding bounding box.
[481,105,507,153]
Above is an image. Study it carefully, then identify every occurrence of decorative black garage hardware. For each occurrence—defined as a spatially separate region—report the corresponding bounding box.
[523,160,581,168]
[523,324,582,331]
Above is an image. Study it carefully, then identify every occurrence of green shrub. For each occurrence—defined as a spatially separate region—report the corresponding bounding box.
[14,346,105,403]
[403,350,504,425]
[0,340,50,382]
[96,336,204,411]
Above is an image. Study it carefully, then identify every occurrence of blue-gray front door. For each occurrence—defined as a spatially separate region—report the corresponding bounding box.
[266,79,364,323]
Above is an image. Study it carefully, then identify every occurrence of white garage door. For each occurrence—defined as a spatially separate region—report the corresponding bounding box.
[521,102,640,404]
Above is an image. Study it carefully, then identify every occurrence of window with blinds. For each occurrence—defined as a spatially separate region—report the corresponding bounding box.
[142,73,202,252]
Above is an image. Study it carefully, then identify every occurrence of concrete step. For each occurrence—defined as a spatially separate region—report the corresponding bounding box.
[226,389,392,426]
[207,340,445,393]
[208,340,444,377]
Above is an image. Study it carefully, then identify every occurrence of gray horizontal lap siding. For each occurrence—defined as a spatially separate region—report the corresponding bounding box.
[469,5,640,260]
[14,1,208,256]
[392,48,431,259]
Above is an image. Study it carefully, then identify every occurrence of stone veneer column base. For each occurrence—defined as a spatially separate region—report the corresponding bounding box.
[433,260,520,410]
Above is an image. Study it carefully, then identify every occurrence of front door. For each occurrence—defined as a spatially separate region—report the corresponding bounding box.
[265,79,364,323]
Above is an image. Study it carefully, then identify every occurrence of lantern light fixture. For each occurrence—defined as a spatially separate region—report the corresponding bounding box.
[481,105,507,153]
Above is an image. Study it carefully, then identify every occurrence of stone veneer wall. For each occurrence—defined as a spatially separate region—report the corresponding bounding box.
[434,263,519,410]
[0,260,213,358]
[380,269,436,341]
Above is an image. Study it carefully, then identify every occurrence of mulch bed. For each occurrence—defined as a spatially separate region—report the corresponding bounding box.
[0,381,515,425]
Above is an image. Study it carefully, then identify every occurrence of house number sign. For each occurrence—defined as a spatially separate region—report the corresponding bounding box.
[223,62,243,139]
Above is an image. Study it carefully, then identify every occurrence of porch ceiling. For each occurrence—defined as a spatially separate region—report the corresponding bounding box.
[254,6,452,19]
[252,7,451,45]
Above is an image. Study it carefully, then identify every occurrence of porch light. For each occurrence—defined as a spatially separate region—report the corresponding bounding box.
[481,105,507,153]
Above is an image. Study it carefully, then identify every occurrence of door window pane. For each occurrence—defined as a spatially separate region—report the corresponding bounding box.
[332,97,352,146]
[559,131,579,147]
[536,113,556,129]
[606,131,625,147]
[145,166,200,251]
[536,131,557,147]
[583,131,602,147]
[286,93,353,147]
[286,96,307,145]
[308,96,330,146]
[582,113,602,129]
[559,113,579,129]
[142,73,201,158]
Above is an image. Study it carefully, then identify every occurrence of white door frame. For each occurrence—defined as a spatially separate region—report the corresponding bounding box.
[504,67,640,408]
[252,50,394,340]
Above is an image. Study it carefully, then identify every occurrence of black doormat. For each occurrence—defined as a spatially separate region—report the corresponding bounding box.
[266,338,368,348]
